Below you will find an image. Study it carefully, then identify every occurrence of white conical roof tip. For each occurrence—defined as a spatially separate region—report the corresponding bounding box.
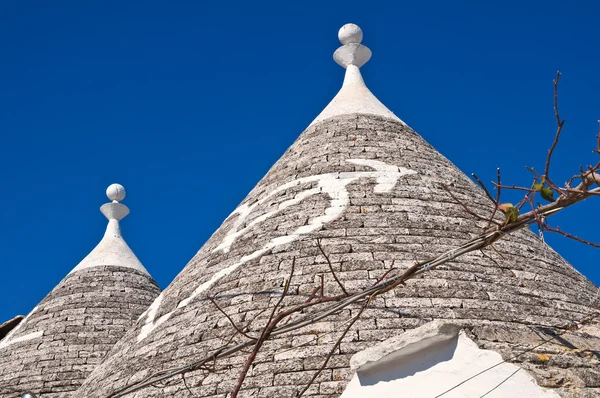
[69,183,149,275]
[107,183,126,202]
[309,23,404,126]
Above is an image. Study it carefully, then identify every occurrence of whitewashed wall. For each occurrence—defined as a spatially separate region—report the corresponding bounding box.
[341,323,560,398]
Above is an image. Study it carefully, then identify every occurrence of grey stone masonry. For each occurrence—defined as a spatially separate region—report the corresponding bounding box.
[0,266,160,397]
[77,114,599,398]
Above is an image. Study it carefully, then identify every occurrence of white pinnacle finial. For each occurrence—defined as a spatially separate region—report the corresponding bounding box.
[69,183,148,275]
[338,23,363,45]
[309,23,404,127]
[106,183,126,203]
[333,23,372,69]
[101,184,129,221]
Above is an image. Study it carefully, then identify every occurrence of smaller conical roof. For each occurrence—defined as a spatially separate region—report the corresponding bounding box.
[0,184,161,397]
[69,184,149,276]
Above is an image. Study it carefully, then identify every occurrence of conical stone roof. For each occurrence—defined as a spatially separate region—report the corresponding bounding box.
[0,184,161,397]
[76,25,600,398]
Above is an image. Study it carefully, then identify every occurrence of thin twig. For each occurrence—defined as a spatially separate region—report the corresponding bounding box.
[373,266,398,286]
[479,249,510,273]
[472,173,497,205]
[441,183,502,226]
[209,297,257,341]
[305,285,321,303]
[493,183,533,192]
[297,298,371,397]
[516,179,538,211]
[472,170,503,228]
[181,372,200,397]
[487,169,502,227]
[320,274,324,299]
[316,239,349,296]
[544,71,565,178]
[230,259,295,398]
[544,225,600,248]
[525,166,565,196]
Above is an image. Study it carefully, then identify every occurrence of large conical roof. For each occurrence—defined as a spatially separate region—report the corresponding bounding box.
[0,184,161,397]
[77,25,599,398]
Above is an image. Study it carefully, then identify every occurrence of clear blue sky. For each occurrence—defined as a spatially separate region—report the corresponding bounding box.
[1,1,599,322]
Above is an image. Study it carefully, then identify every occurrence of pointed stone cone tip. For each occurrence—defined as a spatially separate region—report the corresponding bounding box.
[310,23,403,126]
[68,183,147,275]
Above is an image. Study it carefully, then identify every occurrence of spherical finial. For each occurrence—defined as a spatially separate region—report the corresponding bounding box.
[106,183,126,202]
[338,23,363,45]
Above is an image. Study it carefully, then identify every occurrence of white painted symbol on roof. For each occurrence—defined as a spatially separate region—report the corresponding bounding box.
[137,159,416,342]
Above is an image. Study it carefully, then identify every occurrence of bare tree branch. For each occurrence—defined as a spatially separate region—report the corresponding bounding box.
[516,180,538,211]
[487,169,502,227]
[297,298,371,397]
[181,372,201,397]
[231,259,296,398]
[305,285,321,303]
[493,183,533,192]
[525,166,565,196]
[545,71,565,178]
[373,266,398,286]
[441,183,502,226]
[543,225,600,248]
[209,297,257,341]
[472,172,498,206]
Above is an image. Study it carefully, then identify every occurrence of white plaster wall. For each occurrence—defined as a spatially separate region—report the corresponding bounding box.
[340,332,560,398]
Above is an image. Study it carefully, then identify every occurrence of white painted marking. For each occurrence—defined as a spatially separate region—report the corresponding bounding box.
[0,306,43,350]
[215,159,411,254]
[138,292,174,342]
[136,159,416,341]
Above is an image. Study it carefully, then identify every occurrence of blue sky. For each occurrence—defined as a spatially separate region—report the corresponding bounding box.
[1,1,599,322]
